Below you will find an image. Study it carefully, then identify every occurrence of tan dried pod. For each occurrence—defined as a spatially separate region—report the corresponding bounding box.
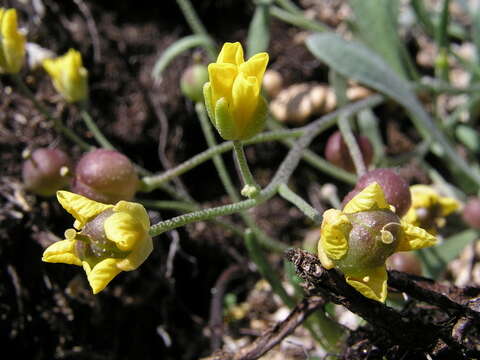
[262,69,283,98]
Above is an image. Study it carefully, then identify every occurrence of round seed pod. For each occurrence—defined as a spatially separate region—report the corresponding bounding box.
[262,69,283,98]
[342,168,411,217]
[462,197,480,229]
[72,149,139,204]
[22,148,72,196]
[324,130,374,173]
[336,210,402,274]
[180,64,209,103]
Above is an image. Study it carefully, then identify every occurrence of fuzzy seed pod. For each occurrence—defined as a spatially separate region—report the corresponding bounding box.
[342,169,411,217]
[72,149,139,204]
[22,148,72,197]
[324,130,374,173]
[462,197,480,229]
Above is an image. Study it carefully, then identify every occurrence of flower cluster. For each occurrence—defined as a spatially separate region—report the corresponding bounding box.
[318,182,436,302]
[203,42,269,140]
[42,191,152,294]
[403,184,459,235]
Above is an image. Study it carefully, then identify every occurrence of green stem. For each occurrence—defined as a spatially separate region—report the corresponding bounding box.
[196,102,240,201]
[274,0,301,14]
[233,140,260,198]
[196,102,284,250]
[149,96,383,240]
[270,5,328,32]
[175,0,217,59]
[267,119,357,185]
[138,199,199,212]
[338,113,367,176]
[79,102,115,150]
[278,184,321,223]
[140,128,303,192]
[435,0,451,81]
[10,74,92,151]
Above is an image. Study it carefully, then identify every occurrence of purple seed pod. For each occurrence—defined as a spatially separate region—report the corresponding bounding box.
[462,197,480,229]
[72,149,139,204]
[22,148,72,197]
[342,168,411,217]
[386,252,422,276]
[324,130,374,173]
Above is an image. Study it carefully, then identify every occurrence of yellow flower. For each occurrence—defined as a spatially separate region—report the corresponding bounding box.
[403,185,460,235]
[0,8,26,74]
[203,42,269,140]
[42,191,153,294]
[318,182,436,302]
[43,49,88,103]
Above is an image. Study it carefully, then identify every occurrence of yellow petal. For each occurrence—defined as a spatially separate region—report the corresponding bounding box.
[116,235,153,271]
[397,221,437,252]
[438,196,460,216]
[208,62,237,105]
[104,212,146,251]
[57,191,112,229]
[239,52,269,82]
[345,266,388,302]
[85,258,122,294]
[216,42,244,65]
[42,239,82,266]
[231,72,260,136]
[113,201,150,230]
[343,182,390,214]
[319,209,350,260]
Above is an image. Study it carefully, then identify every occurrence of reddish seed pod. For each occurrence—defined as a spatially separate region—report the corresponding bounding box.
[324,130,374,173]
[462,197,480,229]
[22,148,72,196]
[342,168,411,217]
[72,149,139,204]
[386,252,423,276]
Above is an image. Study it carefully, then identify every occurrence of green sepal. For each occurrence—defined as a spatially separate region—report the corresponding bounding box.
[239,95,268,140]
[214,97,237,140]
[202,82,216,127]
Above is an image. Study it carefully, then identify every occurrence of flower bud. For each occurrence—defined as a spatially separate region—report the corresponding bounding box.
[0,8,26,74]
[462,197,480,229]
[386,252,422,276]
[203,42,269,140]
[324,130,374,173]
[342,168,411,217]
[42,49,88,103]
[22,148,72,196]
[180,63,209,102]
[72,149,139,204]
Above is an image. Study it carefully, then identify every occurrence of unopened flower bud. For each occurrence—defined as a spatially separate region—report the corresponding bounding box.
[324,130,374,173]
[180,63,208,102]
[462,197,480,229]
[22,148,72,196]
[73,149,139,204]
[342,168,411,217]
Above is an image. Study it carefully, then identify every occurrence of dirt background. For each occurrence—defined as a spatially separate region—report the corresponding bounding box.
[0,0,473,359]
